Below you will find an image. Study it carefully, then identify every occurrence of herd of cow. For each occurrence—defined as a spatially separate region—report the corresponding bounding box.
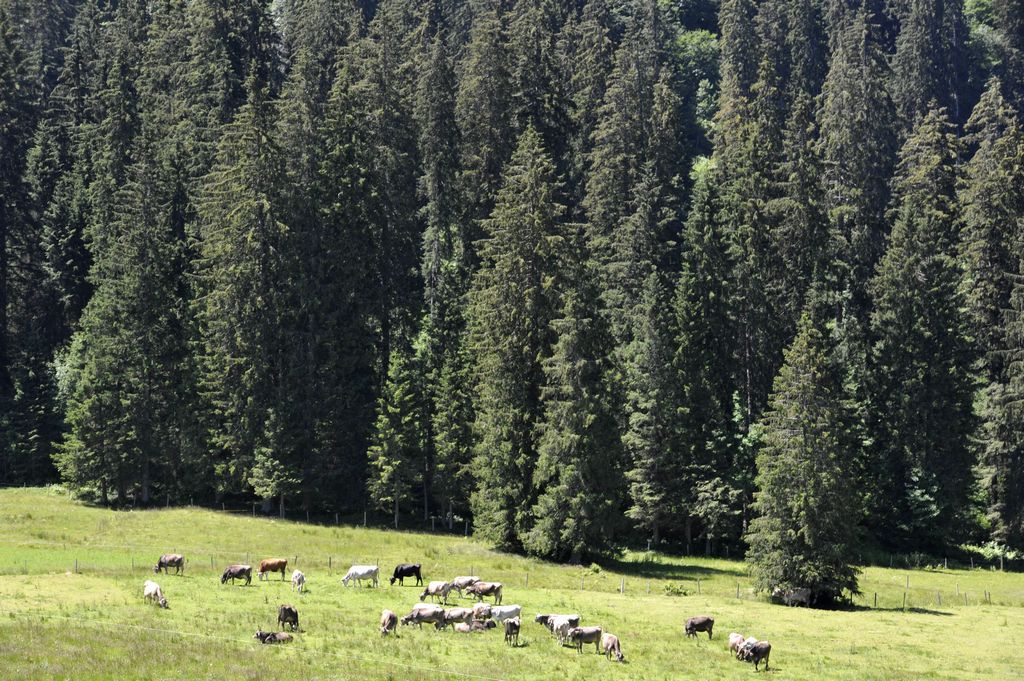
[143,554,772,670]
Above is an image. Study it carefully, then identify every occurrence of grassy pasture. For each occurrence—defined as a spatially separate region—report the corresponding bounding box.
[1,488,1022,680]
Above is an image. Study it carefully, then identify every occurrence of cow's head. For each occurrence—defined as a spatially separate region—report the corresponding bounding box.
[159,597,168,609]
[153,565,161,573]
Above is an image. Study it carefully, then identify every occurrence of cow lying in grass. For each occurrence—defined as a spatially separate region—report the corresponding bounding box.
[254,630,292,644]
[258,558,288,581]
[453,620,495,633]
[143,580,167,609]
[153,554,184,575]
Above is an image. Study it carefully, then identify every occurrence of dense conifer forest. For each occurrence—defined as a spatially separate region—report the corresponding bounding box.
[1,0,1023,586]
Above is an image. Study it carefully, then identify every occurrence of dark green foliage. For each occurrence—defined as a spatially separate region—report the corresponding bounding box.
[746,313,860,603]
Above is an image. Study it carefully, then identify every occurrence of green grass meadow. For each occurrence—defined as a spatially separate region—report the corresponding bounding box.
[1,487,1022,680]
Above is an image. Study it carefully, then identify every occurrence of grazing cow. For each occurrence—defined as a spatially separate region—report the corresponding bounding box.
[602,632,624,662]
[738,636,759,660]
[390,563,423,586]
[277,604,299,631]
[291,570,305,593]
[153,554,184,575]
[450,576,479,598]
[419,580,453,604]
[258,558,288,581]
[567,626,603,654]
[490,605,522,623]
[465,581,502,604]
[746,640,772,671]
[221,564,252,585]
[436,608,474,630]
[400,604,446,628]
[341,565,379,587]
[685,615,714,639]
[143,580,167,609]
[471,602,492,621]
[254,630,292,644]
[773,586,812,607]
[504,617,520,646]
[547,615,581,645]
[728,632,745,656]
[380,609,398,636]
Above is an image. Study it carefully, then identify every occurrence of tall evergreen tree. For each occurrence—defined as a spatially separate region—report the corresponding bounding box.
[746,312,860,604]
[469,126,564,550]
[866,105,976,548]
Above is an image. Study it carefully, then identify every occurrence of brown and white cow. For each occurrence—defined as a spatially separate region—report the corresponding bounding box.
[685,615,714,639]
[380,609,398,636]
[258,558,288,581]
[567,626,603,653]
[602,632,624,662]
[153,554,184,575]
[465,581,502,604]
[277,604,299,631]
[221,564,252,585]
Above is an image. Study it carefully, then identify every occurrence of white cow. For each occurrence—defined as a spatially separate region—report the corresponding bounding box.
[450,575,479,598]
[550,614,580,645]
[291,569,305,593]
[489,604,522,623]
[342,565,379,587]
[143,579,167,608]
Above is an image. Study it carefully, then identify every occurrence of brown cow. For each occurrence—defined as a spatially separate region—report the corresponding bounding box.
[258,558,288,581]
[465,581,503,604]
[400,604,446,628]
[436,607,474,630]
[472,602,492,621]
[602,632,624,662]
[154,554,184,575]
[277,604,299,631]
[745,640,772,671]
[380,609,398,636]
[568,626,603,653]
[254,630,292,644]
[221,564,251,585]
[504,616,520,646]
[419,580,453,604]
[685,615,714,639]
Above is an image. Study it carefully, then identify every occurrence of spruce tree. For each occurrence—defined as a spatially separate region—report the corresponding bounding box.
[746,313,860,605]
[469,125,564,550]
[866,105,976,548]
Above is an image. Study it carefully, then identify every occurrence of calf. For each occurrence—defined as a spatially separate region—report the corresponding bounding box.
[341,565,379,587]
[390,563,423,586]
[258,558,288,581]
[685,615,714,639]
[567,626,603,654]
[380,609,398,636]
[277,604,299,631]
[465,581,502,604]
[143,580,167,609]
[728,632,745,656]
[490,604,522,623]
[504,616,520,646]
[747,640,772,671]
[153,554,184,575]
[450,575,479,597]
[254,630,292,644]
[471,602,492,621]
[436,607,474,630]
[221,564,252,586]
[400,604,446,628]
[291,569,305,593]
[419,580,453,604]
[602,632,624,662]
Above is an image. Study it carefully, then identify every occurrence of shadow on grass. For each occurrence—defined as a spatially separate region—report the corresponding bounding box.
[602,557,746,580]
[846,604,954,616]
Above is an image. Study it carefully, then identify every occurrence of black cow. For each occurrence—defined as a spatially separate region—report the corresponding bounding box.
[221,564,252,585]
[278,604,299,631]
[390,563,423,586]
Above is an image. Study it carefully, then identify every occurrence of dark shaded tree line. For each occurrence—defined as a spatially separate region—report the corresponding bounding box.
[1,0,1023,582]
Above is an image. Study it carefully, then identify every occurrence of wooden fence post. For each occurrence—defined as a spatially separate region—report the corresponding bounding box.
[697,579,701,595]
[902,592,907,610]
[736,583,740,599]
[936,591,941,606]
[620,578,624,594]
[873,593,877,608]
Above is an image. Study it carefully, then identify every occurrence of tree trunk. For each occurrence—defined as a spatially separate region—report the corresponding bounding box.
[652,516,660,545]
[279,493,285,518]
[393,494,399,529]
[685,516,693,555]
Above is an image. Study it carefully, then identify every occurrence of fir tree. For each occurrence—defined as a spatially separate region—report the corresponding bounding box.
[746,313,860,605]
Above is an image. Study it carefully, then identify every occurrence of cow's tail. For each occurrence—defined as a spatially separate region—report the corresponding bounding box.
[496,585,502,605]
